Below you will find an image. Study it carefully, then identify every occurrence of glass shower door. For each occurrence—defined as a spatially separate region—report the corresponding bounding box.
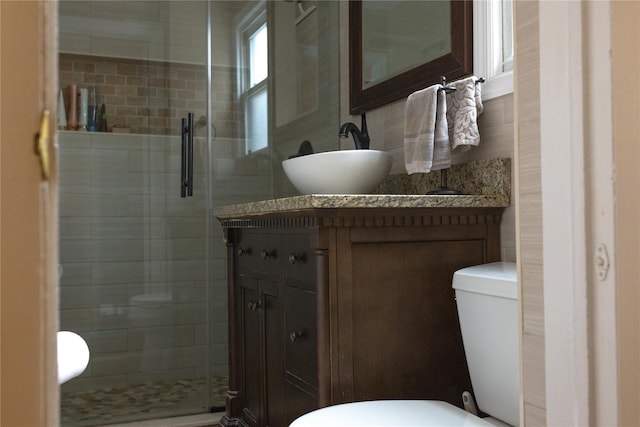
[57,1,223,425]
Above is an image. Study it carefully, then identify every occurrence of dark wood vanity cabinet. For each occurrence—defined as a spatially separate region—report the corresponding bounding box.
[225,229,319,427]
[219,207,503,427]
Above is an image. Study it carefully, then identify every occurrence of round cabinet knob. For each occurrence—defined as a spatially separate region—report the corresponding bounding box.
[289,330,305,342]
[260,249,275,260]
[238,246,251,256]
[288,252,305,264]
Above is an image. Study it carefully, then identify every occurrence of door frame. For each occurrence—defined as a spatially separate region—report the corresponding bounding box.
[0,0,59,425]
[539,0,625,424]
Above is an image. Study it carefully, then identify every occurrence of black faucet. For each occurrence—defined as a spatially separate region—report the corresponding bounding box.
[339,113,370,149]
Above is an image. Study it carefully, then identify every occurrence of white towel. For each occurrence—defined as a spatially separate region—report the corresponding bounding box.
[404,85,450,174]
[446,76,484,154]
[432,89,451,171]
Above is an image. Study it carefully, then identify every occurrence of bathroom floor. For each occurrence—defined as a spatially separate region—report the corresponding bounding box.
[60,376,227,426]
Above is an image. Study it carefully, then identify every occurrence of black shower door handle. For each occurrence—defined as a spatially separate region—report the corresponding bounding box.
[180,112,194,197]
[187,112,194,196]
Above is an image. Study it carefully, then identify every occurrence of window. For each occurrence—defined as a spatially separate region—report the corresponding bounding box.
[474,0,514,99]
[248,24,268,86]
[502,0,514,72]
[237,4,268,154]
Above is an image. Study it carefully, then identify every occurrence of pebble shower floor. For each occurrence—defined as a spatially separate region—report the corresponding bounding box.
[60,376,227,426]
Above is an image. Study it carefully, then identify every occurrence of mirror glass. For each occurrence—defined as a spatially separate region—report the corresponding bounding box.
[361,1,450,89]
[350,0,472,114]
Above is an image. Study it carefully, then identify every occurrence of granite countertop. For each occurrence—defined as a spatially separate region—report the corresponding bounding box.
[214,157,512,220]
[213,193,508,219]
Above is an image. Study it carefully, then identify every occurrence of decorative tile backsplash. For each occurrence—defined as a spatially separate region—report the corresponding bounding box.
[59,53,242,137]
[375,157,511,200]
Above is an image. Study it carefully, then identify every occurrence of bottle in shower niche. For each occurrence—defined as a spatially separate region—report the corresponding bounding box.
[78,88,89,131]
[98,103,108,132]
[67,84,78,131]
[57,88,67,130]
[87,87,98,132]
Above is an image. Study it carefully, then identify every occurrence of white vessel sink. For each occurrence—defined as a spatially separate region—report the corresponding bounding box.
[282,149,392,195]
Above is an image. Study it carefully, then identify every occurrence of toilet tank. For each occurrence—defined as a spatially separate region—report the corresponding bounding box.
[453,262,519,426]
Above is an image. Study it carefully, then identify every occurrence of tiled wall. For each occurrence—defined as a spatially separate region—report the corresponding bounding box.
[58,1,210,66]
[57,1,336,394]
[58,131,229,392]
[56,54,276,396]
[59,53,242,138]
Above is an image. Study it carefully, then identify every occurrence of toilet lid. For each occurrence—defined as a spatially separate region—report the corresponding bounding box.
[289,400,495,427]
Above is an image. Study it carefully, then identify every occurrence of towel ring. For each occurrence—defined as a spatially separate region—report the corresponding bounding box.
[428,75,485,195]
[438,76,485,94]
[439,76,456,94]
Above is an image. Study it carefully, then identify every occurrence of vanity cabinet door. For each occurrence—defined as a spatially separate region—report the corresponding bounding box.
[229,229,311,427]
[262,280,285,427]
[283,286,317,388]
[282,232,319,424]
[237,276,285,427]
[334,225,487,407]
[233,227,286,427]
[238,277,261,426]
[283,381,318,426]
[282,286,319,425]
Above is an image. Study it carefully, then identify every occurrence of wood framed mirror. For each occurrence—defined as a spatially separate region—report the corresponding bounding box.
[349,0,473,114]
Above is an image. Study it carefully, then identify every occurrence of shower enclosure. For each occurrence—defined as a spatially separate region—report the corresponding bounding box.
[57,1,338,425]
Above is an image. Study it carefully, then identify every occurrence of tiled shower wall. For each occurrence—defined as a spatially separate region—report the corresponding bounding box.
[59,53,242,138]
[57,53,274,394]
[57,53,272,202]
[58,131,228,393]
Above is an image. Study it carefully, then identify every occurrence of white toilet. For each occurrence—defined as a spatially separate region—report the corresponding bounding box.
[290,262,519,427]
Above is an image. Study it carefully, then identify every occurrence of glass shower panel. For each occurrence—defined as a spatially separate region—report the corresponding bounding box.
[57,1,222,425]
[57,0,339,424]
